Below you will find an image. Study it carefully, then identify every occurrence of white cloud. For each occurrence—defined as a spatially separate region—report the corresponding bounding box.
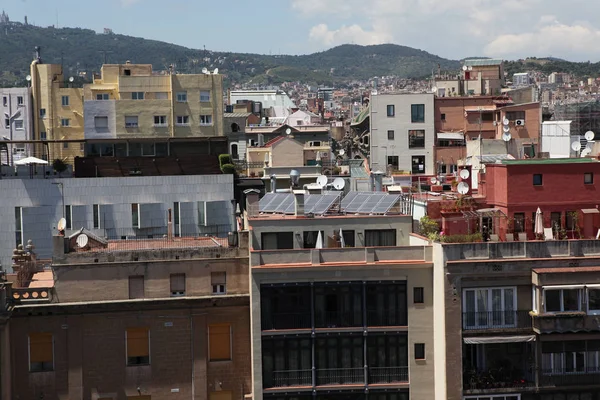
[309,24,393,47]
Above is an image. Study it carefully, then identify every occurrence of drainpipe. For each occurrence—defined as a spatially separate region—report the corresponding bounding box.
[167,208,173,240]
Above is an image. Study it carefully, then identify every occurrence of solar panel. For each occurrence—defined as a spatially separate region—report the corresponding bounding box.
[343,193,372,213]
[312,192,342,215]
[262,193,289,212]
[303,194,319,214]
[357,193,387,213]
[371,194,401,214]
[341,191,359,209]
[259,193,277,212]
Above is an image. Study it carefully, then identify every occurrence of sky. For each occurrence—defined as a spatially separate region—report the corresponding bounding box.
[3,0,600,61]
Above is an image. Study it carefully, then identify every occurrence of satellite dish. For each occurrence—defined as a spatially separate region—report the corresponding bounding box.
[468,66,473,71]
[285,128,292,135]
[459,169,470,179]
[572,141,582,152]
[503,125,510,133]
[585,131,595,141]
[462,65,468,71]
[76,233,89,248]
[457,181,470,195]
[332,178,345,190]
[503,118,510,126]
[57,218,66,231]
[213,68,219,74]
[338,149,345,156]
[201,67,208,74]
[69,76,74,83]
[430,177,438,185]
[582,147,592,157]
[432,86,438,94]
[26,75,31,82]
[316,175,328,188]
[502,132,512,142]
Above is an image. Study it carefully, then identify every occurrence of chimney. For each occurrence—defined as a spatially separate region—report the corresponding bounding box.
[244,189,260,218]
[258,134,264,147]
[294,190,305,217]
[373,171,384,192]
[270,174,277,193]
[167,208,173,240]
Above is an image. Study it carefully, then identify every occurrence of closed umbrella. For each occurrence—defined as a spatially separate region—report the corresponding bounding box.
[339,228,345,248]
[535,207,544,237]
[315,231,323,249]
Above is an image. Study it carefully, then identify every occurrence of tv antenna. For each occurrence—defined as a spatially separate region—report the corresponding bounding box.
[502,132,512,142]
[459,169,470,180]
[503,118,510,126]
[213,68,219,74]
[585,131,595,141]
[571,141,582,152]
[457,181,470,195]
[201,67,208,74]
[332,177,345,190]
[316,175,328,188]
[462,65,468,71]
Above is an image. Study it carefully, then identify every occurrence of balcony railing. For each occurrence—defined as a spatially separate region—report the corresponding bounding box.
[368,366,409,384]
[316,368,365,385]
[315,311,362,328]
[271,369,313,387]
[262,312,312,330]
[462,310,532,330]
[540,368,600,387]
[464,368,536,391]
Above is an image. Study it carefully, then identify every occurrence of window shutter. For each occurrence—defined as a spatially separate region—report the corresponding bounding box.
[170,274,186,292]
[209,324,231,360]
[29,333,53,363]
[211,272,226,285]
[126,328,149,357]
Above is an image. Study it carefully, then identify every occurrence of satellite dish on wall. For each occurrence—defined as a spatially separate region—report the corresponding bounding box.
[26,75,32,82]
[503,125,511,133]
[338,149,345,156]
[76,233,89,248]
[457,182,470,195]
[468,66,473,71]
[430,177,438,185]
[432,87,438,94]
[502,133,512,142]
[213,68,219,74]
[201,67,208,74]
[69,76,74,83]
[572,141,582,152]
[459,169,470,180]
[316,175,328,188]
[332,178,345,190]
[503,118,510,126]
[285,128,292,135]
[585,131,595,141]
[462,65,468,71]
[582,147,592,157]
[57,218,66,231]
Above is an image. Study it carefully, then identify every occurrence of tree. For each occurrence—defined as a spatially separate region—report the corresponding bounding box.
[52,159,67,177]
[419,216,439,237]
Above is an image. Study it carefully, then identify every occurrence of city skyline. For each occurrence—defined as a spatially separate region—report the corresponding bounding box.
[3,0,600,62]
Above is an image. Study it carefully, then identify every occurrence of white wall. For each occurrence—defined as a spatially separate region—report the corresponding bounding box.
[541,121,573,158]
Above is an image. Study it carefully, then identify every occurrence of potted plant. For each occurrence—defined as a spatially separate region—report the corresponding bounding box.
[52,158,67,177]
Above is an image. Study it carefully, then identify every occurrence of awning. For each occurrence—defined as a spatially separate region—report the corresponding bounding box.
[464,106,497,112]
[464,335,536,344]
[437,132,464,140]
[582,208,600,214]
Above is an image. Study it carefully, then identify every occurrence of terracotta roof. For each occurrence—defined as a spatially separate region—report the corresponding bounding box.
[263,136,286,147]
[29,271,55,288]
[533,266,600,274]
[89,237,227,252]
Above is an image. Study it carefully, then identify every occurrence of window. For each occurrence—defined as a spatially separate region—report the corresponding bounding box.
[129,276,144,299]
[303,230,324,249]
[124,69,131,76]
[340,229,355,247]
[93,204,100,229]
[3,118,8,128]
[261,232,294,250]
[387,130,395,140]
[209,324,232,361]
[176,92,187,102]
[125,116,139,128]
[211,272,226,294]
[40,131,47,141]
[506,111,526,121]
[141,143,155,156]
[154,115,167,126]
[386,104,395,117]
[414,343,425,360]
[441,113,446,121]
[262,337,312,388]
[200,114,213,126]
[364,229,396,246]
[65,205,72,229]
[388,156,399,169]
[94,116,108,129]
[40,108,46,118]
[551,212,561,231]
[61,118,70,127]
[155,92,168,100]
[409,129,425,148]
[231,143,239,159]
[14,120,23,130]
[566,211,576,230]
[413,287,424,304]
[63,142,69,150]
[17,96,23,105]
[96,93,109,100]
[2,96,6,106]
[412,155,425,174]
[513,212,525,233]
[481,112,493,121]
[533,174,543,186]
[131,203,140,228]
[411,104,425,123]
[588,288,600,314]
[61,95,69,106]
[541,340,600,376]
[29,333,53,372]
[545,288,582,312]
[463,287,516,329]
[200,91,210,102]
[197,200,206,226]
[585,172,594,184]
[176,115,189,126]
[131,92,144,100]
[126,328,150,365]
[15,207,22,247]
[170,273,186,296]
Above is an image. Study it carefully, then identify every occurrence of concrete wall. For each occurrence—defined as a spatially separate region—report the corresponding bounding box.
[172,74,224,137]
[370,93,435,174]
[84,100,117,139]
[270,138,304,167]
[0,174,234,269]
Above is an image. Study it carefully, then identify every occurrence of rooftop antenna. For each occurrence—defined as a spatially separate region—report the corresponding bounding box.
[457,181,470,195]
[332,177,345,190]
[213,68,219,75]
[571,141,582,153]
[585,131,595,142]
[459,169,470,180]
[316,175,328,188]
[201,67,208,74]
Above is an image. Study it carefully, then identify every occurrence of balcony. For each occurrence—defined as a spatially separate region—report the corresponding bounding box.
[540,368,600,387]
[271,369,312,388]
[315,310,362,329]
[532,312,592,334]
[316,368,365,386]
[368,366,409,384]
[262,312,311,330]
[462,311,532,331]
[463,368,535,392]
[367,308,408,327]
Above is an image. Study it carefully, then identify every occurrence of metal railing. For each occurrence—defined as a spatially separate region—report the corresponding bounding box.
[540,368,600,387]
[271,369,312,387]
[262,312,312,330]
[316,367,365,385]
[368,366,409,383]
[464,368,535,391]
[462,310,532,330]
[315,310,362,328]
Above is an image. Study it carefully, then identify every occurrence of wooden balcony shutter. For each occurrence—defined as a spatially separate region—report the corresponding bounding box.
[170,274,186,293]
[29,332,53,363]
[126,328,149,357]
[209,323,231,361]
[211,272,226,285]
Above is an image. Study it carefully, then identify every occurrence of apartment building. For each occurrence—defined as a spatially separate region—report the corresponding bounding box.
[0,87,33,164]
[462,59,505,96]
[0,174,234,270]
[246,189,439,400]
[4,229,251,400]
[370,94,435,175]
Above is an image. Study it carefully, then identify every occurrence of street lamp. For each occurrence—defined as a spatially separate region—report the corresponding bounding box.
[52,182,64,219]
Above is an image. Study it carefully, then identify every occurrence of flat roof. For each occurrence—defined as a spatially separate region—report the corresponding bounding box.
[502,158,599,165]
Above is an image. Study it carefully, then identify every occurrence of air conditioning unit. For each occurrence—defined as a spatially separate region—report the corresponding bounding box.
[515,119,525,126]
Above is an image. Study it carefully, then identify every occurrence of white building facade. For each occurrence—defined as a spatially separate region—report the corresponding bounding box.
[370,93,435,175]
[1,87,33,164]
